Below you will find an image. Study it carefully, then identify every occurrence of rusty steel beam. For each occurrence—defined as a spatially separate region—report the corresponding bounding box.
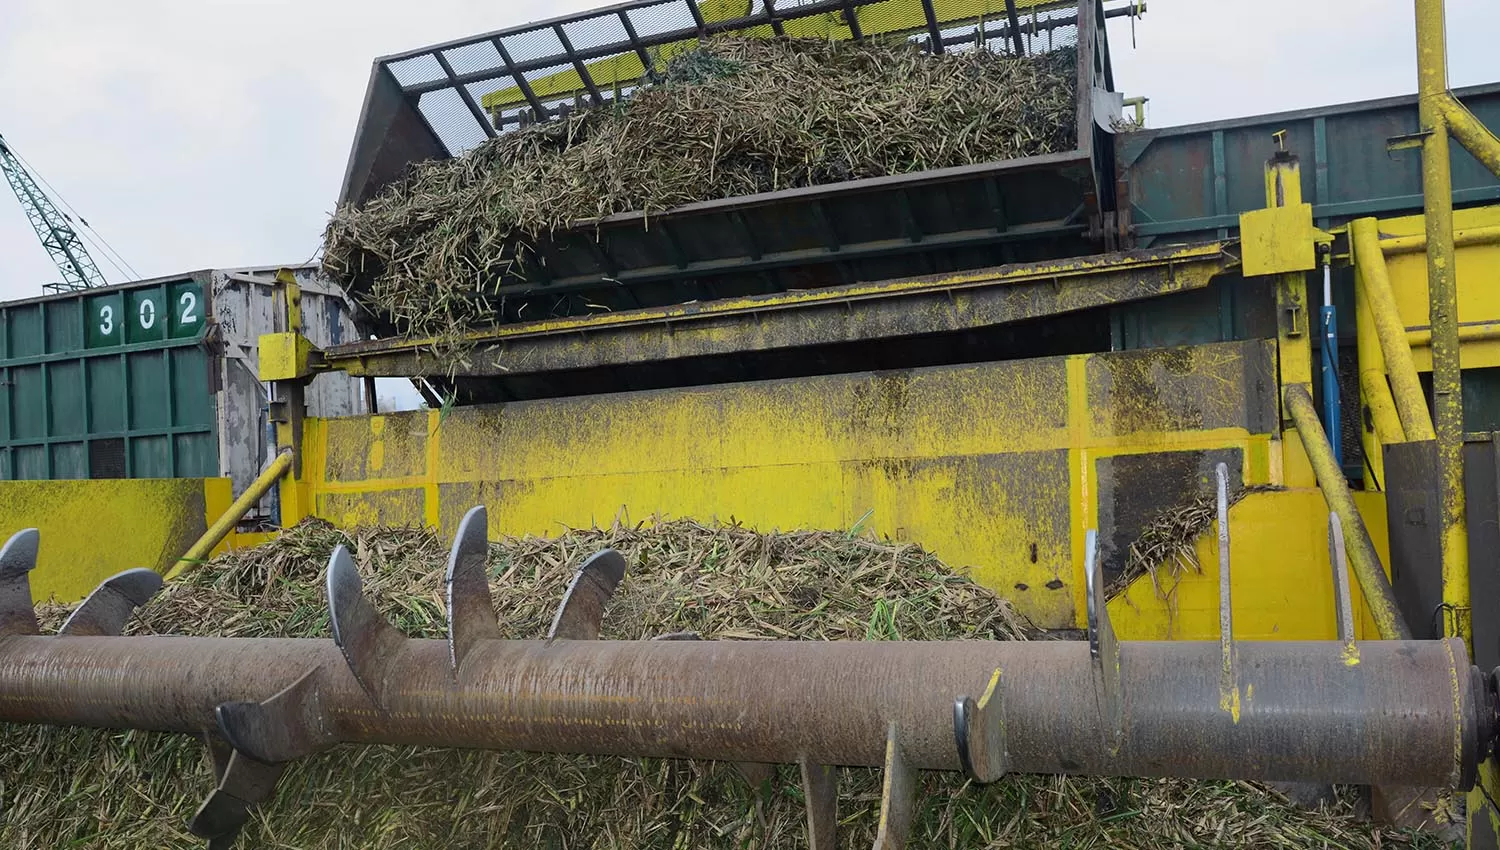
[1,519,1498,848]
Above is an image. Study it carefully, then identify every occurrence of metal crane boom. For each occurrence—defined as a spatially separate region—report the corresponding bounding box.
[0,132,107,291]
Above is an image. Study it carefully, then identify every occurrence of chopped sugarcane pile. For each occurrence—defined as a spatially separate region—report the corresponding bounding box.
[322,37,1079,350]
[0,518,1442,848]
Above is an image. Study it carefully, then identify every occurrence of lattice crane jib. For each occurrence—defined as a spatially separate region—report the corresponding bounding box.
[0,133,107,292]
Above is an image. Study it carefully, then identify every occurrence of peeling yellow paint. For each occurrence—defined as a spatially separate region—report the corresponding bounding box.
[1341,642,1361,667]
[1220,685,1242,724]
[978,669,1002,711]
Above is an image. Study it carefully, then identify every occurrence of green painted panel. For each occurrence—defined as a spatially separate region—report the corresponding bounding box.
[127,351,170,431]
[50,443,87,479]
[170,348,213,427]
[85,291,125,349]
[44,300,82,354]
[87,356,126,433]
[125,285,168,344]
[1121,83,1500,244]
[0,276,216,481]
[10,366,44,440]
[0,368,8,443]
[47,360,84,437]
[168,281,205,339]
[12,446,45,480]
[175,433,217,477]
[130,435,172,479]
[6,305,43,358]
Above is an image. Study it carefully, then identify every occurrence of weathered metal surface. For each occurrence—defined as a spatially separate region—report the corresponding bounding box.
[1119,83,1500,246]
[0,630,1485,786]
[1327,513,1355,643]
[1215,463,1240,724]
[873,725,917,850]
[0,527,39,636]
[1085,530,1121,750]
[57,568,162,636]
[327,546,407,706]
[799,758,838,850]
[324,244,1232,383]
[1385,440,1444,639]
[444,505,500,671]
[215,668,336,764]
[189,750,288,847]
[1094,448,1245,582]
[0,478,228,604]
[0,271,215,480]
[1465,438,1500,673]
[311,341,1278,632]
[548,549,628,641]
[210,266,360,507]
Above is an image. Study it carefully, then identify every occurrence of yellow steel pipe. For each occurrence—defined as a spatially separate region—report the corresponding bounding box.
[1359,372,1405,450]
[1379,224,1500,255]
[1350,218,1436,442]
[1415,0,1469,644]
[1353,242,1401,487]
[1437,92,1500,179]
[1406,322,1500,346]
[166,451,294,581]
[1285,385,1411,640]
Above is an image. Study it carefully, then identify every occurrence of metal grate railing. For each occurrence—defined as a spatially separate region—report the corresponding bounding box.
[373,0,1100,159]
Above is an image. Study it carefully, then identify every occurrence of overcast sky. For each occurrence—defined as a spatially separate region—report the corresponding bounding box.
[1,0,1498,303]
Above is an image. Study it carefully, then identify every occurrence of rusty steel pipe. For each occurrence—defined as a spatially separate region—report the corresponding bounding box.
[0,633,1489,788]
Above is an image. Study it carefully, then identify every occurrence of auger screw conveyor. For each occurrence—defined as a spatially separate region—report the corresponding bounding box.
[1,466,1497,849]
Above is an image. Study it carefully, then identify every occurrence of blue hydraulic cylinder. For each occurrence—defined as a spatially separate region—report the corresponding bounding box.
[1320,261,1341,466]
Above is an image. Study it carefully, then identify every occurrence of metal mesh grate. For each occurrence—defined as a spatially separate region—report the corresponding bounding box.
[374,0,1091,158]
[88,438,126,479]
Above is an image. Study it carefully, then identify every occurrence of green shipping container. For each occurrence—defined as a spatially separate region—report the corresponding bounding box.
[1,266,362,487]
[0,274,216,480]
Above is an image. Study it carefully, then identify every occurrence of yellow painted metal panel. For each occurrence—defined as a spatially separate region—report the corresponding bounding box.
[1383,206,1500,373]
[1107,489,1391,641]
[0,478,227,603]
[256,332,315,381]
[302,342,1280,630]
[1240,203,1317,277]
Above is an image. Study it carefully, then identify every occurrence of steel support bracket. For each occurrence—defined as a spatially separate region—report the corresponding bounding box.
[1241,202,1317,276]
[257,332,320,381]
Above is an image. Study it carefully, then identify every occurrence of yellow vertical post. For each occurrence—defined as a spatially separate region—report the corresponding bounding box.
[1415,0,1469,645]
[1265,148,1315,487]
[269,269,311,528]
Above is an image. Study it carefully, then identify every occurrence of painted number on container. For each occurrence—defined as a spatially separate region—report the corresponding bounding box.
[179,291,198,325]
[138,298,157,330]
[98,305,114,336]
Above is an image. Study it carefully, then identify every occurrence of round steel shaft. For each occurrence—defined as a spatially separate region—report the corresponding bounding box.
[0,634,1483,787]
